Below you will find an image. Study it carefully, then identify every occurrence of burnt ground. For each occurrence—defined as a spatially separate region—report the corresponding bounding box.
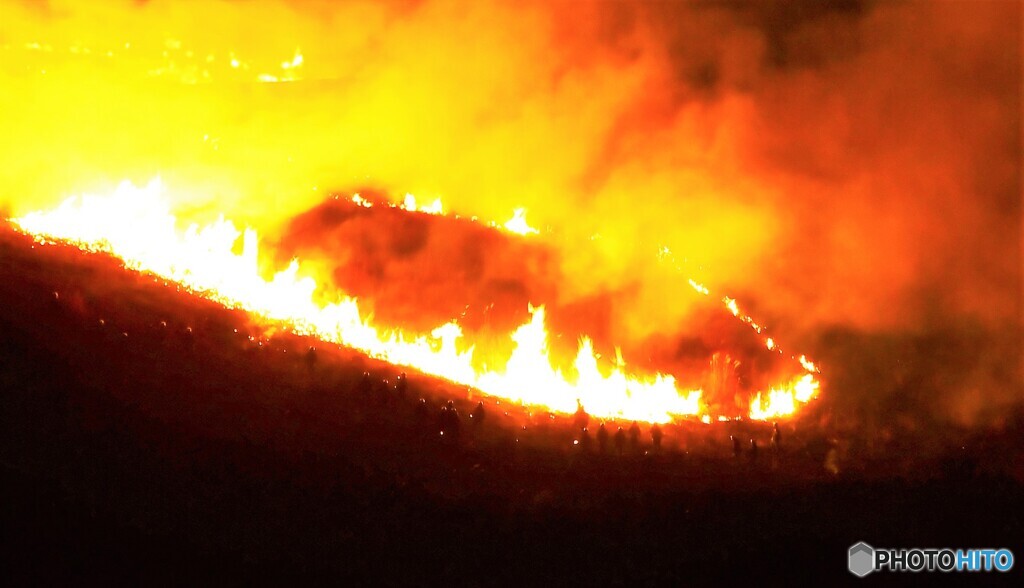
[0,226,1022,585]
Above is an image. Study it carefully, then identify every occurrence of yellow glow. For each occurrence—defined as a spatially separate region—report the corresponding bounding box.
[799,355,820,373]
[723,296,740,317]
[11,180,821,423]
[503,208,540,236]
[400,193,444,215]
[749,374,821,420]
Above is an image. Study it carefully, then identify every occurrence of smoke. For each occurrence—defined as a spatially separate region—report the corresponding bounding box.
[1,0,1020,423]
[277,193,559,342]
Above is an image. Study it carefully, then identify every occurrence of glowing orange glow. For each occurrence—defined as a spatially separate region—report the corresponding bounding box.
[400,193,444,215]
[11,180,820,423]
[346,192,543,237]
[723,297,740,317]
[687,279,710,296]
[749,374,821,421]
[799,355,820,373]
[503,208,540,236]
[1,1,825,424]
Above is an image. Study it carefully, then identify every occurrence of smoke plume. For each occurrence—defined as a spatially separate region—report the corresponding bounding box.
[1,0,1020,424]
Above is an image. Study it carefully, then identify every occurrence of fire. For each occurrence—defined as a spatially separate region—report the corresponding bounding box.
[503,208,540,236]
[749,374,821,421]
[10,179,820,424]
[723,296,740,317]
[799,355,820,373]
[400,193,444,215]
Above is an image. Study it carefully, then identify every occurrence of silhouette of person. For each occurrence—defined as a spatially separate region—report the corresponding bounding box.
[304,346,317,372]
[628,421,641,453]
[573,399,589,432]
[394,372,408,400]
[444,400,460,441]
[579,428,592,453]
[357,371,372,398]
[597,423,609,454]
[651,423,663,452]
[471,401,486,426]
[415,397,429,422]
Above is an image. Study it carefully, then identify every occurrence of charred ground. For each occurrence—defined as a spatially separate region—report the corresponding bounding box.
[1,226,1022,584]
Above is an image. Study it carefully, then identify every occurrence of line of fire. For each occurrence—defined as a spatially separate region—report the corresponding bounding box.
[0,0,1021,584]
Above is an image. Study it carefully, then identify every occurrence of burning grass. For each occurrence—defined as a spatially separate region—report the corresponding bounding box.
[11,180,821,424]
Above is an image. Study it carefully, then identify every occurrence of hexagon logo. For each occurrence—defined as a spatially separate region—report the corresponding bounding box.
[848,542,875,577]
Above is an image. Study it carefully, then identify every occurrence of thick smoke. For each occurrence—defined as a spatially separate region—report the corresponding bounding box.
[1,0,1020,424]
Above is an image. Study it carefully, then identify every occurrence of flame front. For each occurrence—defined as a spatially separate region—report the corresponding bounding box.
[11,180,819,424]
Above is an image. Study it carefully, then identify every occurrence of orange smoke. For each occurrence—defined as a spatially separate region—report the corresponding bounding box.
[0,1,1020,425]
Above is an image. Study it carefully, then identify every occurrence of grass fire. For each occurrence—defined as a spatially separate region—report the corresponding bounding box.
[0,0,1020,584]
[11,178,820,423]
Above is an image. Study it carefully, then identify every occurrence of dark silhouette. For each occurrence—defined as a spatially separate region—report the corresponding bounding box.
[614,426,626,456]
[651,424,663,452]
[439,400,460,441]
[731,435,742,458]
[414,397,429,422]
[378,378,393,407]
[771,422,782,451]
[470,401,486,426]
[628,421,641,453]
[357,371,372,398]
[578,427,591,453]
[436,404,449,436]
[573,399,589,432]
[749,439,759,462]
[304,346,317,372]
[447,404,460,441]
[394,372,408,400]
[596,423,609,454]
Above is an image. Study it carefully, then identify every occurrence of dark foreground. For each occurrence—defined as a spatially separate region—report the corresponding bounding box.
[1,227,1021,585]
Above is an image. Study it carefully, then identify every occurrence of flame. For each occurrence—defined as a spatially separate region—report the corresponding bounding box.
[400,193,444,215]
[10,179,820,423]
[749,374,821,421]
[350,194,374,209]
[723,296,740,317]
[798,354,820,373]
[503,208,540,236]
[348,192,544,238]
[687,279,710,296]
[347,191,446,217]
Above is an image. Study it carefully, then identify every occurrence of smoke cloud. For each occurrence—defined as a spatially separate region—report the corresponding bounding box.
[1,0,1020,424]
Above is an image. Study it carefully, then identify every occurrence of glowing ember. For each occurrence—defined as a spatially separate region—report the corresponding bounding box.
[10,180,821,423]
